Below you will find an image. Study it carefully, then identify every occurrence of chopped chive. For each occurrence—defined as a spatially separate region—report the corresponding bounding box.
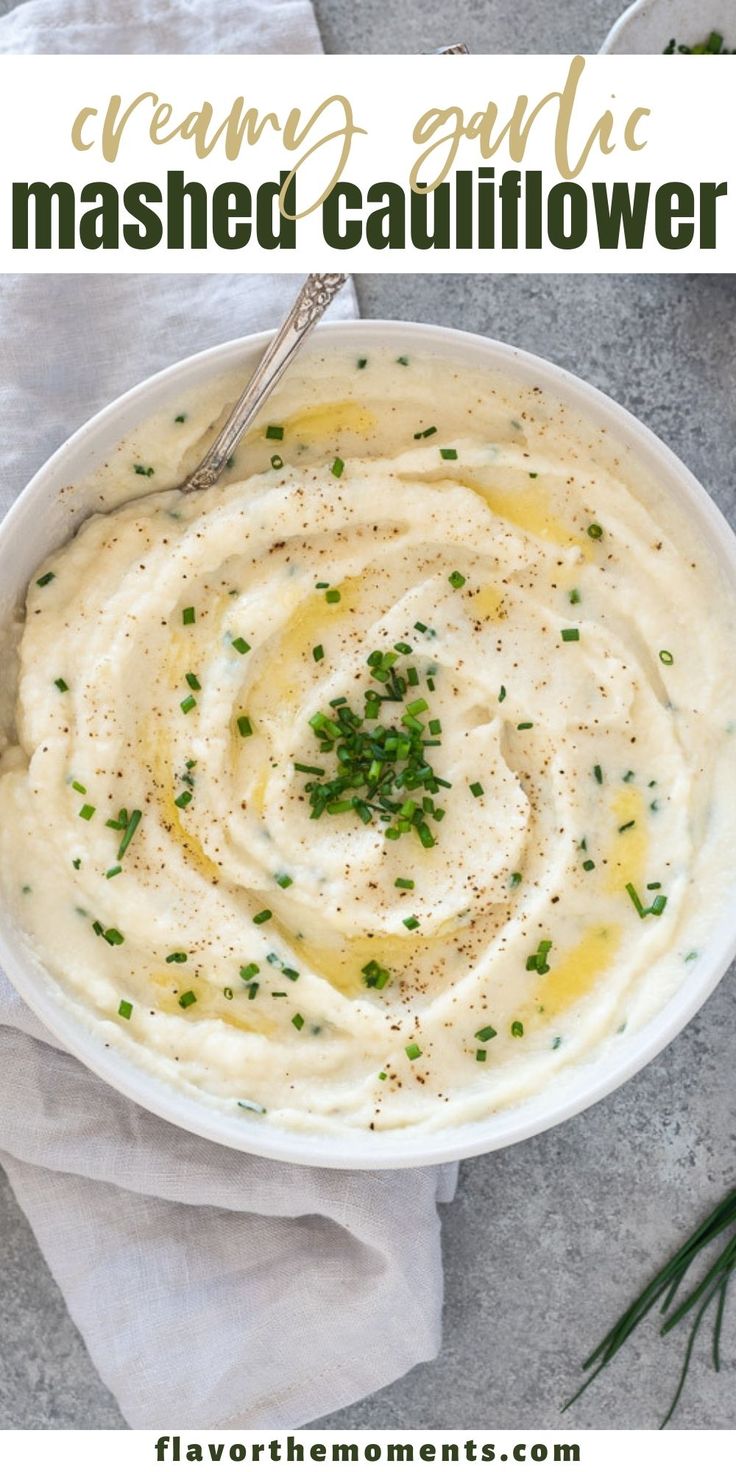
[265,425,284,441]
[529,471,538,479]
[475,1024,497,1042]
[240,963,260,982]
[331,457,345,479]
[182,606,196,626]
[582,859,596,872]
[294,762,325,776]
[313,644,324,662]
[440,447,458,461]
[180,694,197,714]
[659,649,674,666]
[403,915,420,931]
[414,425,437,439]
[275,873,293,890]
[625,883,648,917]
[499,685,507,703]
[475,1048,487,1062]
[237,715,253,738]
[186,674,201,693]
[291,1013,305,1031]
[178,991,197,1009]
[231,637,250,655]
[118,1000,133,1020]
[79,804,95,821]
[470,781,484,798]
[223,987,234,1000]
[174,413,187,423]
[103,928,124,947]
[134,464,154,477]
[526,939,552,975]
[569,588,581,604]
[54,677,69,692]
[396,356,410,367]
[627,877,668,912]
[593,764,604,784]
[357,357,368,369]
[378,1070,388,1080]
[395,877,415,890]
[270,454,284,470]
[587,523,603,540]
[36,571,55,587]
[325,589,341,604]
[253,909,272,925]
[106,865,122,880]
[618,819,636,833]
[174,790,192,809]
[449,570,466,589]
[72,858,81,870]
[405,1042,422,1060]
[517,722,533,731]
[561,628,580,642]
[71,780,87,794]
[509,872,522,888]
[362,959,391,990]
[511,1020,524,1038]
[166,951,188,964]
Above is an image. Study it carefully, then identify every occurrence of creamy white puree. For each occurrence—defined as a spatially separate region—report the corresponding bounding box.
[2,347,736,1135]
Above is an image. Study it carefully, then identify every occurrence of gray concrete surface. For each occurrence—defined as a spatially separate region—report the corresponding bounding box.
[1,0,735,1437]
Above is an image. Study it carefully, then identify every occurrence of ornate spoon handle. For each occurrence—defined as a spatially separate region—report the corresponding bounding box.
[180,273,347,494]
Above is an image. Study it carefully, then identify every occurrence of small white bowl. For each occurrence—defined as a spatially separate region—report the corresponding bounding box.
[2,320,736,1170]
[601,0,734,53]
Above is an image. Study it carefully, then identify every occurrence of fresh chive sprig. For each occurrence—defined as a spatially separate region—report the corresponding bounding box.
[563,1185,736,1428]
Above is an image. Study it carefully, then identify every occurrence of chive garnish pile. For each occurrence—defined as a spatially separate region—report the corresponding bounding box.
[300,645,451,847]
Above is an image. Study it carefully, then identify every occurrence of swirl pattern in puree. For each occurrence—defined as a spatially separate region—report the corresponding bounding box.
[2,347,735,1135]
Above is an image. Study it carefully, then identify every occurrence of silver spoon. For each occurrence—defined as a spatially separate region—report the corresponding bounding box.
[180,272,347,494]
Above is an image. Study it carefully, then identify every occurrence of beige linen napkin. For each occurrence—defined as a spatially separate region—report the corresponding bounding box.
[0,0,458,1431]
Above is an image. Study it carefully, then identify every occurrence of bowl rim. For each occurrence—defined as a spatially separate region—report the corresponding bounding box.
[1,316,736,1170]
[599,0,735,52]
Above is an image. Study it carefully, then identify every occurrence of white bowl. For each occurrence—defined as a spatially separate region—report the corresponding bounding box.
[601,0,734,53]
[2,319,736,1170]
